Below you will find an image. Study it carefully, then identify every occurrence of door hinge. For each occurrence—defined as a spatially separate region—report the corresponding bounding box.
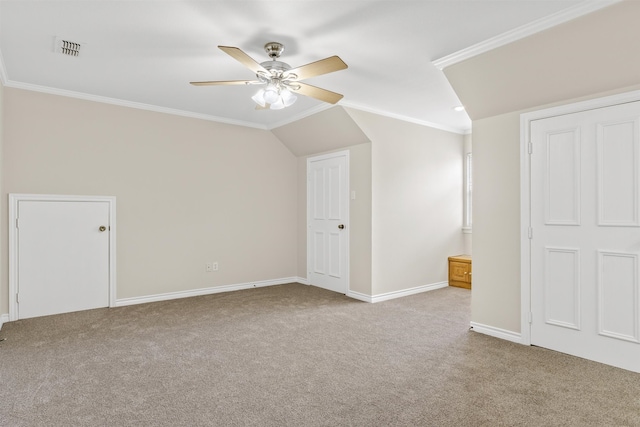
[528,227,533,239]
[16,293,19,303]
[528,312,533,324]
[528,141,533,154]
[15,218,19,229]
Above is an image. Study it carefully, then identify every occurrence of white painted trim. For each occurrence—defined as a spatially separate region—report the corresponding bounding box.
[0,7,6,86]
[521,89,640,123]
[347,282,449,304]
[3,80,269,130]
[370,281,449,303]
[296,276,310,285]
[341,101,469,135]
[0,50,7,86]
[115,277,300,307]
[306,150,351,296]
[346,291,372,303]
[470,321,523,344]
[1,78,468,135]
[520,110,533,346]
[0,313,9,331]
[520,89,640,347]
[432,0,622,70]
[8,194,117,321]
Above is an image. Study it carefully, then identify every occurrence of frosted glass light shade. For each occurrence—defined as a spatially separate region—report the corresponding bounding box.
[263,85,279,104]
[281,89,297,107]
[251,89,266,107]
[270,98,285,110]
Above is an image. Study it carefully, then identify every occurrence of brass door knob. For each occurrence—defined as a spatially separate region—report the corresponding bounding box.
[338,224,345,229]
[99,226,107,232]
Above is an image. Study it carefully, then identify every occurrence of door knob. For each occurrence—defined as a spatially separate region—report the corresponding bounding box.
[99,226,107,232]
[338,224,345,229]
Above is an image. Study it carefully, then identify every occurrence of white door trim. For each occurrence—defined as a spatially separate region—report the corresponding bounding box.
[520,89,640,345]
[306,150,350,294]
[8,194,117,321]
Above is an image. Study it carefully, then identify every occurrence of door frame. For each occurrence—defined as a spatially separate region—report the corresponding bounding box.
[520,89,640,345]
[8,194,117,321]
[306,150,350,294]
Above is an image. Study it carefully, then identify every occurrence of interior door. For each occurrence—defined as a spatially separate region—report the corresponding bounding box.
[308,152,349,294]
[530,101,640,372]
[17,200,111,319]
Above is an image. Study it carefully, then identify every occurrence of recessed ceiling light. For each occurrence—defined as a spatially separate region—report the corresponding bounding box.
[453,105,465,112]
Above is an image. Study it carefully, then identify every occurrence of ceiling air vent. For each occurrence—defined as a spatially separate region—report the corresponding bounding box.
[54,37,81,57]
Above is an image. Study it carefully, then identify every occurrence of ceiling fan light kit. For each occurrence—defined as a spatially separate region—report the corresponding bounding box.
[190,41,347,110]
[252,83,298,110]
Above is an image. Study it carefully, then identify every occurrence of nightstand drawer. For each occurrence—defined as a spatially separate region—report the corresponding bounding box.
[448,255,471,289]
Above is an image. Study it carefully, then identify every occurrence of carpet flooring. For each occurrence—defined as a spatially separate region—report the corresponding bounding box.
[0,283,639,426]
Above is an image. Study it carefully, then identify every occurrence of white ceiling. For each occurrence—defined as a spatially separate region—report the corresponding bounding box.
[0,0,600,133]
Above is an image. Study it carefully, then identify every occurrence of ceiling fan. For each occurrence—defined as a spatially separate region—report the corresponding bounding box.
[190,42,348,110]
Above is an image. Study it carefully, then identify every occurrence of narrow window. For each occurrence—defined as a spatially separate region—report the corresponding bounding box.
[463,153,472,233]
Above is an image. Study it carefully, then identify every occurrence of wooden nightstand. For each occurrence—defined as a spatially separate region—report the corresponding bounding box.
[448,255,472,289]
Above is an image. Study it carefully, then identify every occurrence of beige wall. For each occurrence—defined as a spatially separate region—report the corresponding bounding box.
[348,143,372,294]
[470,113,521,332]
[443,1,640,333]
[346,109,465,295]
[2,88,298,313]
[0,82,4,316]
[2,87,465,314]
[296,142,373,295]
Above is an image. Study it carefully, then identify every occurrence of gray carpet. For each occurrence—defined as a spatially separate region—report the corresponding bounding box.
[0,283,638,426]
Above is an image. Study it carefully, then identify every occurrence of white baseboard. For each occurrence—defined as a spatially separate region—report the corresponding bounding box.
[346,290,373,303]
[115,277,303,307]
[371,281,448,303]
[346,281,448,304]
[0,313,8,330]
[296,276,310,285]
[470,321,523,344]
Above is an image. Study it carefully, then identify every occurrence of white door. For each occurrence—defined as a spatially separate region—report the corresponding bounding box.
[16,199,111,319]
[530,101,640,372]
[307,151,349,294]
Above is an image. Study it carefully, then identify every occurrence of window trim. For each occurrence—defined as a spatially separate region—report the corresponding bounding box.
[463,152,472,233]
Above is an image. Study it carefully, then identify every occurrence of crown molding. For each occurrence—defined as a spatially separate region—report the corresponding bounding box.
[3,80,270,130]
[3,79,468,135]
[432,0,623,70]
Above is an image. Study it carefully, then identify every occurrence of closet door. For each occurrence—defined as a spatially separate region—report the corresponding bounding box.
[17,199,111,319]
[530,101,640,372]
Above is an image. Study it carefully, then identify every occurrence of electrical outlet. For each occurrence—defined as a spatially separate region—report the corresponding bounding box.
[206,262,213,272]
[212,262,219,271]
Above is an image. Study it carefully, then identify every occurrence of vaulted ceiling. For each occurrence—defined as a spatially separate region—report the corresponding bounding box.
[0,1,614,134]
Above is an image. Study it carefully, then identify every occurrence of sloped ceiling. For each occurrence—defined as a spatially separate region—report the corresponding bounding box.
[271,107,369,157]
[443,1,639,120]
[0,0,603,134]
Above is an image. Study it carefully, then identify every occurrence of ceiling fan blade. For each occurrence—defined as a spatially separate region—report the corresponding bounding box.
[287,56,347,81]
[293,82,344,104]
[190,80,260,86]
[218,46,268,75]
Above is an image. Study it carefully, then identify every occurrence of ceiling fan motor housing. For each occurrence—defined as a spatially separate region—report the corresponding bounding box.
[260,60,291,73]
[264,42,285,59]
